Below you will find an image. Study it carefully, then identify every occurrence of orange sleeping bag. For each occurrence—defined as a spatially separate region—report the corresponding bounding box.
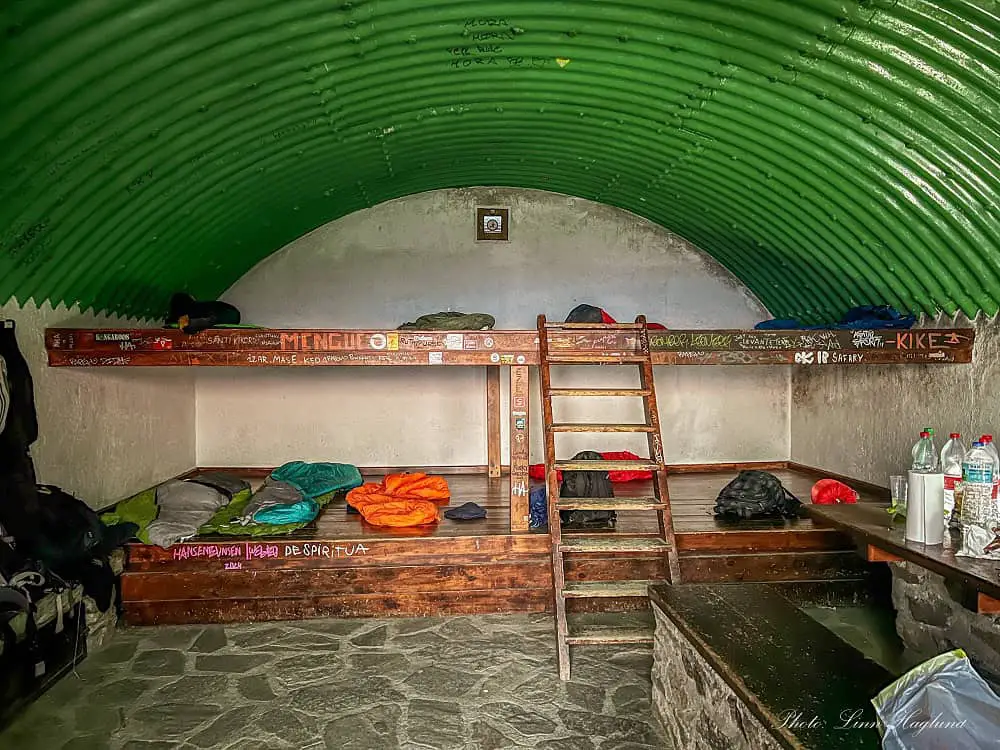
[346,473,450,527]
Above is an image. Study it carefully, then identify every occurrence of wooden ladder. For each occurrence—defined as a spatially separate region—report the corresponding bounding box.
[537,314,681,680]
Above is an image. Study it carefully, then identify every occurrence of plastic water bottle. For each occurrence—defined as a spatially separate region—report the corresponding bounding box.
[981,435,1000,500]
[925,428,938,469]
[941,433,966,521]
[911,431,938,472]
[961,442,995,528]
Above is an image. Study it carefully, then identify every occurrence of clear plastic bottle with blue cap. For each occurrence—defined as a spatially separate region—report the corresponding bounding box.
[961,441,995,529]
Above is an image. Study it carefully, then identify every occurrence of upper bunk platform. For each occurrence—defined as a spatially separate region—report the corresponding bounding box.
[45,326,974,367]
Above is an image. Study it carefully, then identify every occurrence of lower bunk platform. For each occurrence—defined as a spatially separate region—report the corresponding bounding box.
[121,467,880,625]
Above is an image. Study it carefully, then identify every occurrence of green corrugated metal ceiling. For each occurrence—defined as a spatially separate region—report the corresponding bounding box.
[1,1,999,321]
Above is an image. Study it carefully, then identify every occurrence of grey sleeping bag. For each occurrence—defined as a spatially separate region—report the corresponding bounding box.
[147,480,229,548]
[235,479,304,526]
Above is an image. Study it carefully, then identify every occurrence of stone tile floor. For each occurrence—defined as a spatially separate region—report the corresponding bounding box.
[1,613,666,749]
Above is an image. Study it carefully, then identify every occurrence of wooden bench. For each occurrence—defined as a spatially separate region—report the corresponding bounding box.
[649,582,895,749]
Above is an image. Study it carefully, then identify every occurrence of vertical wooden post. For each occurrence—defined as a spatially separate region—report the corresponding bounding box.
[509,365,530,532]
[486,366,501,478]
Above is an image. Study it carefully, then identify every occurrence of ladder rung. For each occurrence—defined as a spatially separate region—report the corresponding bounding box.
[566,626,654,645]
[562,580,660,598]
[550,423,656,433]
[556,497,666,511]
[554,460,663,472]
[560,536,670,553]
[548,388,651,397]
[545,322,644,330]
[546,354,647,364]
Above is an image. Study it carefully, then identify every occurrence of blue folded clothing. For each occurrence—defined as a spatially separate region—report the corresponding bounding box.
[754,305,915,331]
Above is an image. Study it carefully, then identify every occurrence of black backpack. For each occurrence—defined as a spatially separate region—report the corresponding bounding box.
[713,471,802,520]
[565,304,606,323]
[31,485,103,568]
[29,486,133,613]
[559,451,616,530]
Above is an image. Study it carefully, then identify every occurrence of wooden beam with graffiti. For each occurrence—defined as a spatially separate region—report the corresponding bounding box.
[46,327,974,367]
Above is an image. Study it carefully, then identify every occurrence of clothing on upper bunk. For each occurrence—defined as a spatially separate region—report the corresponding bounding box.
[564,304,667,329]
[164,293,242,334]
[236,478,319,526]
[397,312,496,330]
[754,305,916,331]
[146,480,229,548]
[346,473,450,527]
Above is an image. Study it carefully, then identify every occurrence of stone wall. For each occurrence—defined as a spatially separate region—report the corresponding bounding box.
[890,561,1000,685]
[651,602,782,750]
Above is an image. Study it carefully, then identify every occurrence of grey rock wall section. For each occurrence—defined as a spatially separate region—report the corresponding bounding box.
[890,560,1000,683]
[651,603,781,750]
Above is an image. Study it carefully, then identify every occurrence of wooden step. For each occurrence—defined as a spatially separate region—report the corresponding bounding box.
[556,497,667,511]
[550,423,656,433]
[560,537,671,553]
[555,459,663,472]
[546,354,647,364]
[565,626,654,645]
[562,580,660,598]
[547,388,651,397]
[545,322,644,330]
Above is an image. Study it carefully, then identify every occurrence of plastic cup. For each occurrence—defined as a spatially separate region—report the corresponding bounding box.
[890,475,907,512]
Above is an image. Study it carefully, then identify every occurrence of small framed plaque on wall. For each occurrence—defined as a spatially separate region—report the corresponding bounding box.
[476,207,510,241]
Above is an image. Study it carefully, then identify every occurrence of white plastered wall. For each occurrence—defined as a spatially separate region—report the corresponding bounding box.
[0,299,196,507]
[791,314,993,485]
[197,188,790,468]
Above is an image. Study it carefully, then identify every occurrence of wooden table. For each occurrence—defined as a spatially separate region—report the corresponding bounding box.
[807,502,1000,612]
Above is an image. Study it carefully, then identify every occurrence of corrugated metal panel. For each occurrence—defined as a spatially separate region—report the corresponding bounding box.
[0,0,997,320]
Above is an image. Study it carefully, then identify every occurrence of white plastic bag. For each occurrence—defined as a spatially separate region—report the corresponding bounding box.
[872,649,1000,749]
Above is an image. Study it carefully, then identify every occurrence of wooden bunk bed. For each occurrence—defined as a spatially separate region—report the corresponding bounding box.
[44,325,974,625]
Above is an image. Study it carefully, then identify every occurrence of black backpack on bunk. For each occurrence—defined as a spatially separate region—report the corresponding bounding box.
[713,471,802,520]
[559,451,616,530]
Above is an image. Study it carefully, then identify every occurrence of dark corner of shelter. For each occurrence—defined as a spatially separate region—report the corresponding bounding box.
[0,2,998,748]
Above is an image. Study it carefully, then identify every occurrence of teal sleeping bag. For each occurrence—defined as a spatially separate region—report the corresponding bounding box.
[270,461,363,499]
[253,498,320,525]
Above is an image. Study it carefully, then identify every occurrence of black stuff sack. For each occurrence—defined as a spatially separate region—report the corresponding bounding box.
[713,471,802,520]
[559,451,616,530]
[165,293,241,334]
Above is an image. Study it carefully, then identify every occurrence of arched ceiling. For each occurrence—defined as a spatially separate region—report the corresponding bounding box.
[1,1,998,322]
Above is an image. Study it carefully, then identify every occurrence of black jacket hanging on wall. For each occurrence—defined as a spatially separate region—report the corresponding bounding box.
[0,322,40,544]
